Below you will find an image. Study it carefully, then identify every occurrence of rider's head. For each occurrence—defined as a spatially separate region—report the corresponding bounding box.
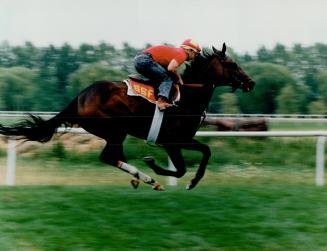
[180,39,201,60]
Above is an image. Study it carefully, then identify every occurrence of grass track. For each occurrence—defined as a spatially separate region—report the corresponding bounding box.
[1,185,327,251]
[0,130,326,250]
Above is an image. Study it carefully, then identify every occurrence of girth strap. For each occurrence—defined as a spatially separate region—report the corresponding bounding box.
[147,104,164,143]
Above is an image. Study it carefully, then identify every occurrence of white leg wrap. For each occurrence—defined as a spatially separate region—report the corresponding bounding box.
[120,162,138,175]
[137,171,153,183]
[120,162,154,184]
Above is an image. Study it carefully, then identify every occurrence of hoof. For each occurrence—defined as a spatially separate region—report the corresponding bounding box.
[152,183,165,191]
[186,182,195,190]
[186,179,198,190]
[131,178,140,189]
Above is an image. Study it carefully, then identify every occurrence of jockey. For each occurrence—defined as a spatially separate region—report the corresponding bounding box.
[134,39,201,111]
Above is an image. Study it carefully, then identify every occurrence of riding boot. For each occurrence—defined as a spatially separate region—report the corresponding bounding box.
[157,96,173,111]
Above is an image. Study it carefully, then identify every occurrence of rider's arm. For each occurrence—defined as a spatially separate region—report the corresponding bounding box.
[167,59,184,85]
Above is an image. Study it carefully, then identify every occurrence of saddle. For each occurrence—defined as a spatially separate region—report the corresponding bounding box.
[124,74,181,104]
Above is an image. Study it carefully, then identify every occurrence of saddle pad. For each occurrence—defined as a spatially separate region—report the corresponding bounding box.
[124,79,156,103]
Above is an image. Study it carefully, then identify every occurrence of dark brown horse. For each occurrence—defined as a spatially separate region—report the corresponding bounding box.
[0,44,255,190]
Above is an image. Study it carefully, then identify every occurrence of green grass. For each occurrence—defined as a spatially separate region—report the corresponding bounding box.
[269,121,327,130]
[1,185,327,251]
[0,125,326,250]
[0,137,319,189]
[22,136,319,171]
[0,136,320,186]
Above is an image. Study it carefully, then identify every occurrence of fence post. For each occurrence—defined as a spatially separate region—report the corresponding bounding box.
[316,136,325,186]
[6,137,16,186]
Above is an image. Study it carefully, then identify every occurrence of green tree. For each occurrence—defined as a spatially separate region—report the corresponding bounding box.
[96,42,116,60]
[0,41,15,67]
[36,43,80,110]
[0,67,37,110]
[307,100,326,114]
[304,67,319,101]
[238,62,296,114]
[66,62,127,99]
[119,42,139,74]
[316,69,327,105]
[34,45,61,111]
[276,84,309,114]
[290,43,307,80]
[271,43,290,65]
[257,46,273,62]
[11,42,40,69]
[77,43,102,64]
[219,93,240,114]
[56,44,79,99]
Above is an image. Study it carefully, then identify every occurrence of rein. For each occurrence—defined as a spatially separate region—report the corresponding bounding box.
[196,110,207,132]
[182,84,204,88]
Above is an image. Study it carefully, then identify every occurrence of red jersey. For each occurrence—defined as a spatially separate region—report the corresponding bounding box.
[144,45,187,67]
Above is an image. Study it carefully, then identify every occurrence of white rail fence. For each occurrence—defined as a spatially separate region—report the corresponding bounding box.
[2,111,327,123]
[2,129,327,186]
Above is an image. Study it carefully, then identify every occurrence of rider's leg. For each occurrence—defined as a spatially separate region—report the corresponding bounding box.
[134,53,173,110]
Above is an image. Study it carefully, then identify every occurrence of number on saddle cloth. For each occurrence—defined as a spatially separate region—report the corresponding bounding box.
[126,74,180,103]
[123,75,164,144]
[125,75,157,104]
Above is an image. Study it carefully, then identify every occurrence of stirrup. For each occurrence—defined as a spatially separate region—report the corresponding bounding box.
[157,98,173,111]
[158,104,173,111]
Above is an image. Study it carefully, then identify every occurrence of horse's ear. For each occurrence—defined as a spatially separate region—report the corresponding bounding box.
[222,43,227,55]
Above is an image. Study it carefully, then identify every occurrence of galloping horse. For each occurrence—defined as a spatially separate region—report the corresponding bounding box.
[0,44,255,190]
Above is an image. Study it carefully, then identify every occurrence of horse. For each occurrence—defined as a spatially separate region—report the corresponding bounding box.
[0,43,255,191]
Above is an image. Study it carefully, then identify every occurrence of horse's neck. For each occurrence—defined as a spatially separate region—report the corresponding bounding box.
[181,57,217,112]
[181,83,215,114]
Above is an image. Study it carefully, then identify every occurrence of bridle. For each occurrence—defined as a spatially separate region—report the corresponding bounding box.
[183,46,254,93]
[214,54,251,92]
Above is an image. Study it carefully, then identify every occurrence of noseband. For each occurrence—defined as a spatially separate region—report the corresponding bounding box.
[216,55,246,92]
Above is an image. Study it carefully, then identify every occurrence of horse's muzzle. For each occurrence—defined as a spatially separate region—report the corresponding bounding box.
[241,80,255,92]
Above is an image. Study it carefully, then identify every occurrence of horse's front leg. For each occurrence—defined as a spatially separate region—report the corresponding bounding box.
[182,139,211,190]
[143,145,186,178]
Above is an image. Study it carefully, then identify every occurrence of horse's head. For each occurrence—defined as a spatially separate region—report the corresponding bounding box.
[211,43,255,92]
[183,43,255,92]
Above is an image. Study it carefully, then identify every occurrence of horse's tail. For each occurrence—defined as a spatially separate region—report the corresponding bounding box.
[0,97,78,142]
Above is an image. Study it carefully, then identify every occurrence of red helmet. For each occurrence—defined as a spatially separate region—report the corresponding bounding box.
[180,39,201,53]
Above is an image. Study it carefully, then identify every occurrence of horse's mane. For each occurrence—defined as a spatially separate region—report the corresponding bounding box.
[182,47,217,83]
[192,47,216,64]
[200,47,217,59]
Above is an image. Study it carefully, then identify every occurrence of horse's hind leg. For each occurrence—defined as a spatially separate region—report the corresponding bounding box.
[118,161,164,191]
[99,142,164,191]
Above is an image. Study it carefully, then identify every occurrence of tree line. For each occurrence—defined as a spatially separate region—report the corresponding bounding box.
[0,41,327,114]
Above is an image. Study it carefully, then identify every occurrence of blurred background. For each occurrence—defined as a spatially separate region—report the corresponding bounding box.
[0,0,327,114]
[1,0,327,250]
